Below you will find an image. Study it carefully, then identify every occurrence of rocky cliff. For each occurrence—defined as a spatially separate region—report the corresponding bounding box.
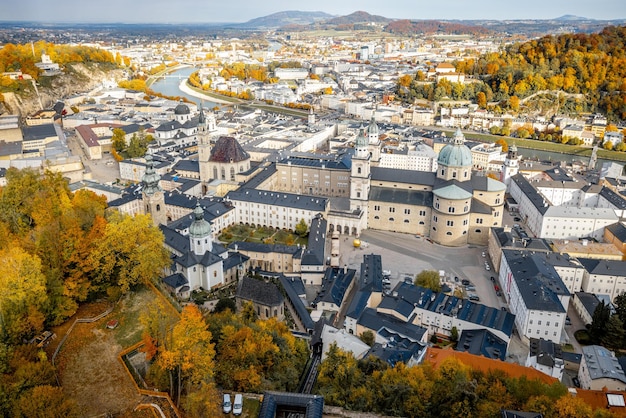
[1,63,125,117]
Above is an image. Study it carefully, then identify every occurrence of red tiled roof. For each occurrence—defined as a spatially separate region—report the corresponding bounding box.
[426,347,557,384]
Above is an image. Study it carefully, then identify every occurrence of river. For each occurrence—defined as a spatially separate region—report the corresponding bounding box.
[149,67,220,108]
[151,67,624,169]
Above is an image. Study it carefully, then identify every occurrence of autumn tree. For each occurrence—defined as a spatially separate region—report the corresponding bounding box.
[0,246,47,342]
[158,305,216,408]
[15,385,79,418]
[415,270,441,292]
[476,91,487,108]
[111,128,126,152]
[88,212,170,295]
[495,138,509,152]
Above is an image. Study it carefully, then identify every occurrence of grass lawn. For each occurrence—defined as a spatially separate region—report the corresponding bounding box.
[242,397,261,418]
[574,329,592,345]
[219,224,308,246]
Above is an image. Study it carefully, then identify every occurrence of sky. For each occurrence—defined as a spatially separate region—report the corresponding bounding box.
[2,0,625,23]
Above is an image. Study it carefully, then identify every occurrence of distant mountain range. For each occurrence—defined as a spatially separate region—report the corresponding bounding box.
[229,10,625,36]
[324,11,392,25]
[234,11,333,28]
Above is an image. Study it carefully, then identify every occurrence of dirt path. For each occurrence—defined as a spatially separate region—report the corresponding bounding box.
[58,322,141,416]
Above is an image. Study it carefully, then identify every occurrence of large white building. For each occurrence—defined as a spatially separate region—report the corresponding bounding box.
[499,250,570,344]
[578,258,626,303]
[579,345,626,391]
[509,173,619,240]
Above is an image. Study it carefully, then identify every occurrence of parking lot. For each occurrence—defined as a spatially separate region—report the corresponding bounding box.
[337,229,506,310]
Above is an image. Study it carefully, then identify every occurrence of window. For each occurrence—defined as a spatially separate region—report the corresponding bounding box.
[404,208,410,215]
[441,169,445,176]
[452,172,457,178]
[433,216,438,222]
[389,217,395,221]
[447,220,454,226]
[374,205,380,211]
[476,218,483,224]
[357,167,362,174]
[495,198,501,204]
[389,207,395,213]
[435,202,440,209]
[546,322,550,326]
[446,232,452,235]
[463,220,468,226]
[374,216,379,219]
[448,207,455,213]
[538,321,542,325]
[419,210,426,216]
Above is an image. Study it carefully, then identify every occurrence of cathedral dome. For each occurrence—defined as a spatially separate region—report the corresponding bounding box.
[174,102,190,115]
[437,128,472,167]
[189,203,212,238]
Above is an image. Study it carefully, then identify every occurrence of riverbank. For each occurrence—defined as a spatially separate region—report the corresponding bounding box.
[145,64,190,88]
[178,80,242,105]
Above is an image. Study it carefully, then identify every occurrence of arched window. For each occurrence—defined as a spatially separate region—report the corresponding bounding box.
[213,167,218,179]
[230,167,235,181]
[446,232,452,235]
[357,167,362,174]
[221,168,225,180]
[156,204,160,211]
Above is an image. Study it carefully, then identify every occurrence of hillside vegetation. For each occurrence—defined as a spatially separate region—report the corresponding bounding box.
[396,26,626,121]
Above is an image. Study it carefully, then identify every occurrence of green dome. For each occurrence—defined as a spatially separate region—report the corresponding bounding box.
[189,203,212,238]
[437,128,472,167]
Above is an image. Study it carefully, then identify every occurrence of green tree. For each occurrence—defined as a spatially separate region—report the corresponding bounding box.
[602,315,625,349]
[213,298,236,313]
[614,293,626,327]
[451,326,459,342]
[359,330,375,347]
[295,218,308,237]
[415,270,441,292]
[589,301,611,344]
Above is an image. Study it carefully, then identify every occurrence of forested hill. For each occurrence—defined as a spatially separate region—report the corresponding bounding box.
[455,25,626,120]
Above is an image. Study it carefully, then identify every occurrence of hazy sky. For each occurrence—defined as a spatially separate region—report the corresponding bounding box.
[3,0,625,23]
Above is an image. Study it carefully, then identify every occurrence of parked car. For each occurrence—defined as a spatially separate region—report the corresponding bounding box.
[466,285,476,291]
[462,279,471,286]
[565,316,572,325]
[468,294,480,301]
[573,377,580,388]
[233,394,243,416]
[490,276,496,282]
[223,394,232,414]
[404,277,413,284]
[496,291,502,297]
[494,285,500,291]
[514,217,521,222]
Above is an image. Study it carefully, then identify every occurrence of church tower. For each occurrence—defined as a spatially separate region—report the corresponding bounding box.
[367,116,381,164]
[198,106,212,189]
[189,202,213,256]
[142,155,166,226]
[308,107,315,126]
[350,126,371,213]
[501,144,520,187]
[589,142,599,171]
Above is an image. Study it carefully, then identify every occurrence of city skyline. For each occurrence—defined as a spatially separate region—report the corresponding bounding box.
[2,0,625,24]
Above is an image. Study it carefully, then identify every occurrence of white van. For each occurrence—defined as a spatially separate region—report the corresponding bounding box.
[222,394,232,414]
[233,393,243,416]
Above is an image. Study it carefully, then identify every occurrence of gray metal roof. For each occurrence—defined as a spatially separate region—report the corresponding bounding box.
[369,187,433,207]
[258,391,324,418]
[529,337,563,367]
[456,328,507,360]
[370,166,436,186]
[226,188,328,211]
[237,276,284,307]
[279,275,314,331]
[582,345,626,384]
[511,174,549,215]
[503,250,570,313]
[578,257,626,277]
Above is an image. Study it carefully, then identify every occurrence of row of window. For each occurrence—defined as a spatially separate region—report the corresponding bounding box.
[528,320,559,327]
[528,329,558,337]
